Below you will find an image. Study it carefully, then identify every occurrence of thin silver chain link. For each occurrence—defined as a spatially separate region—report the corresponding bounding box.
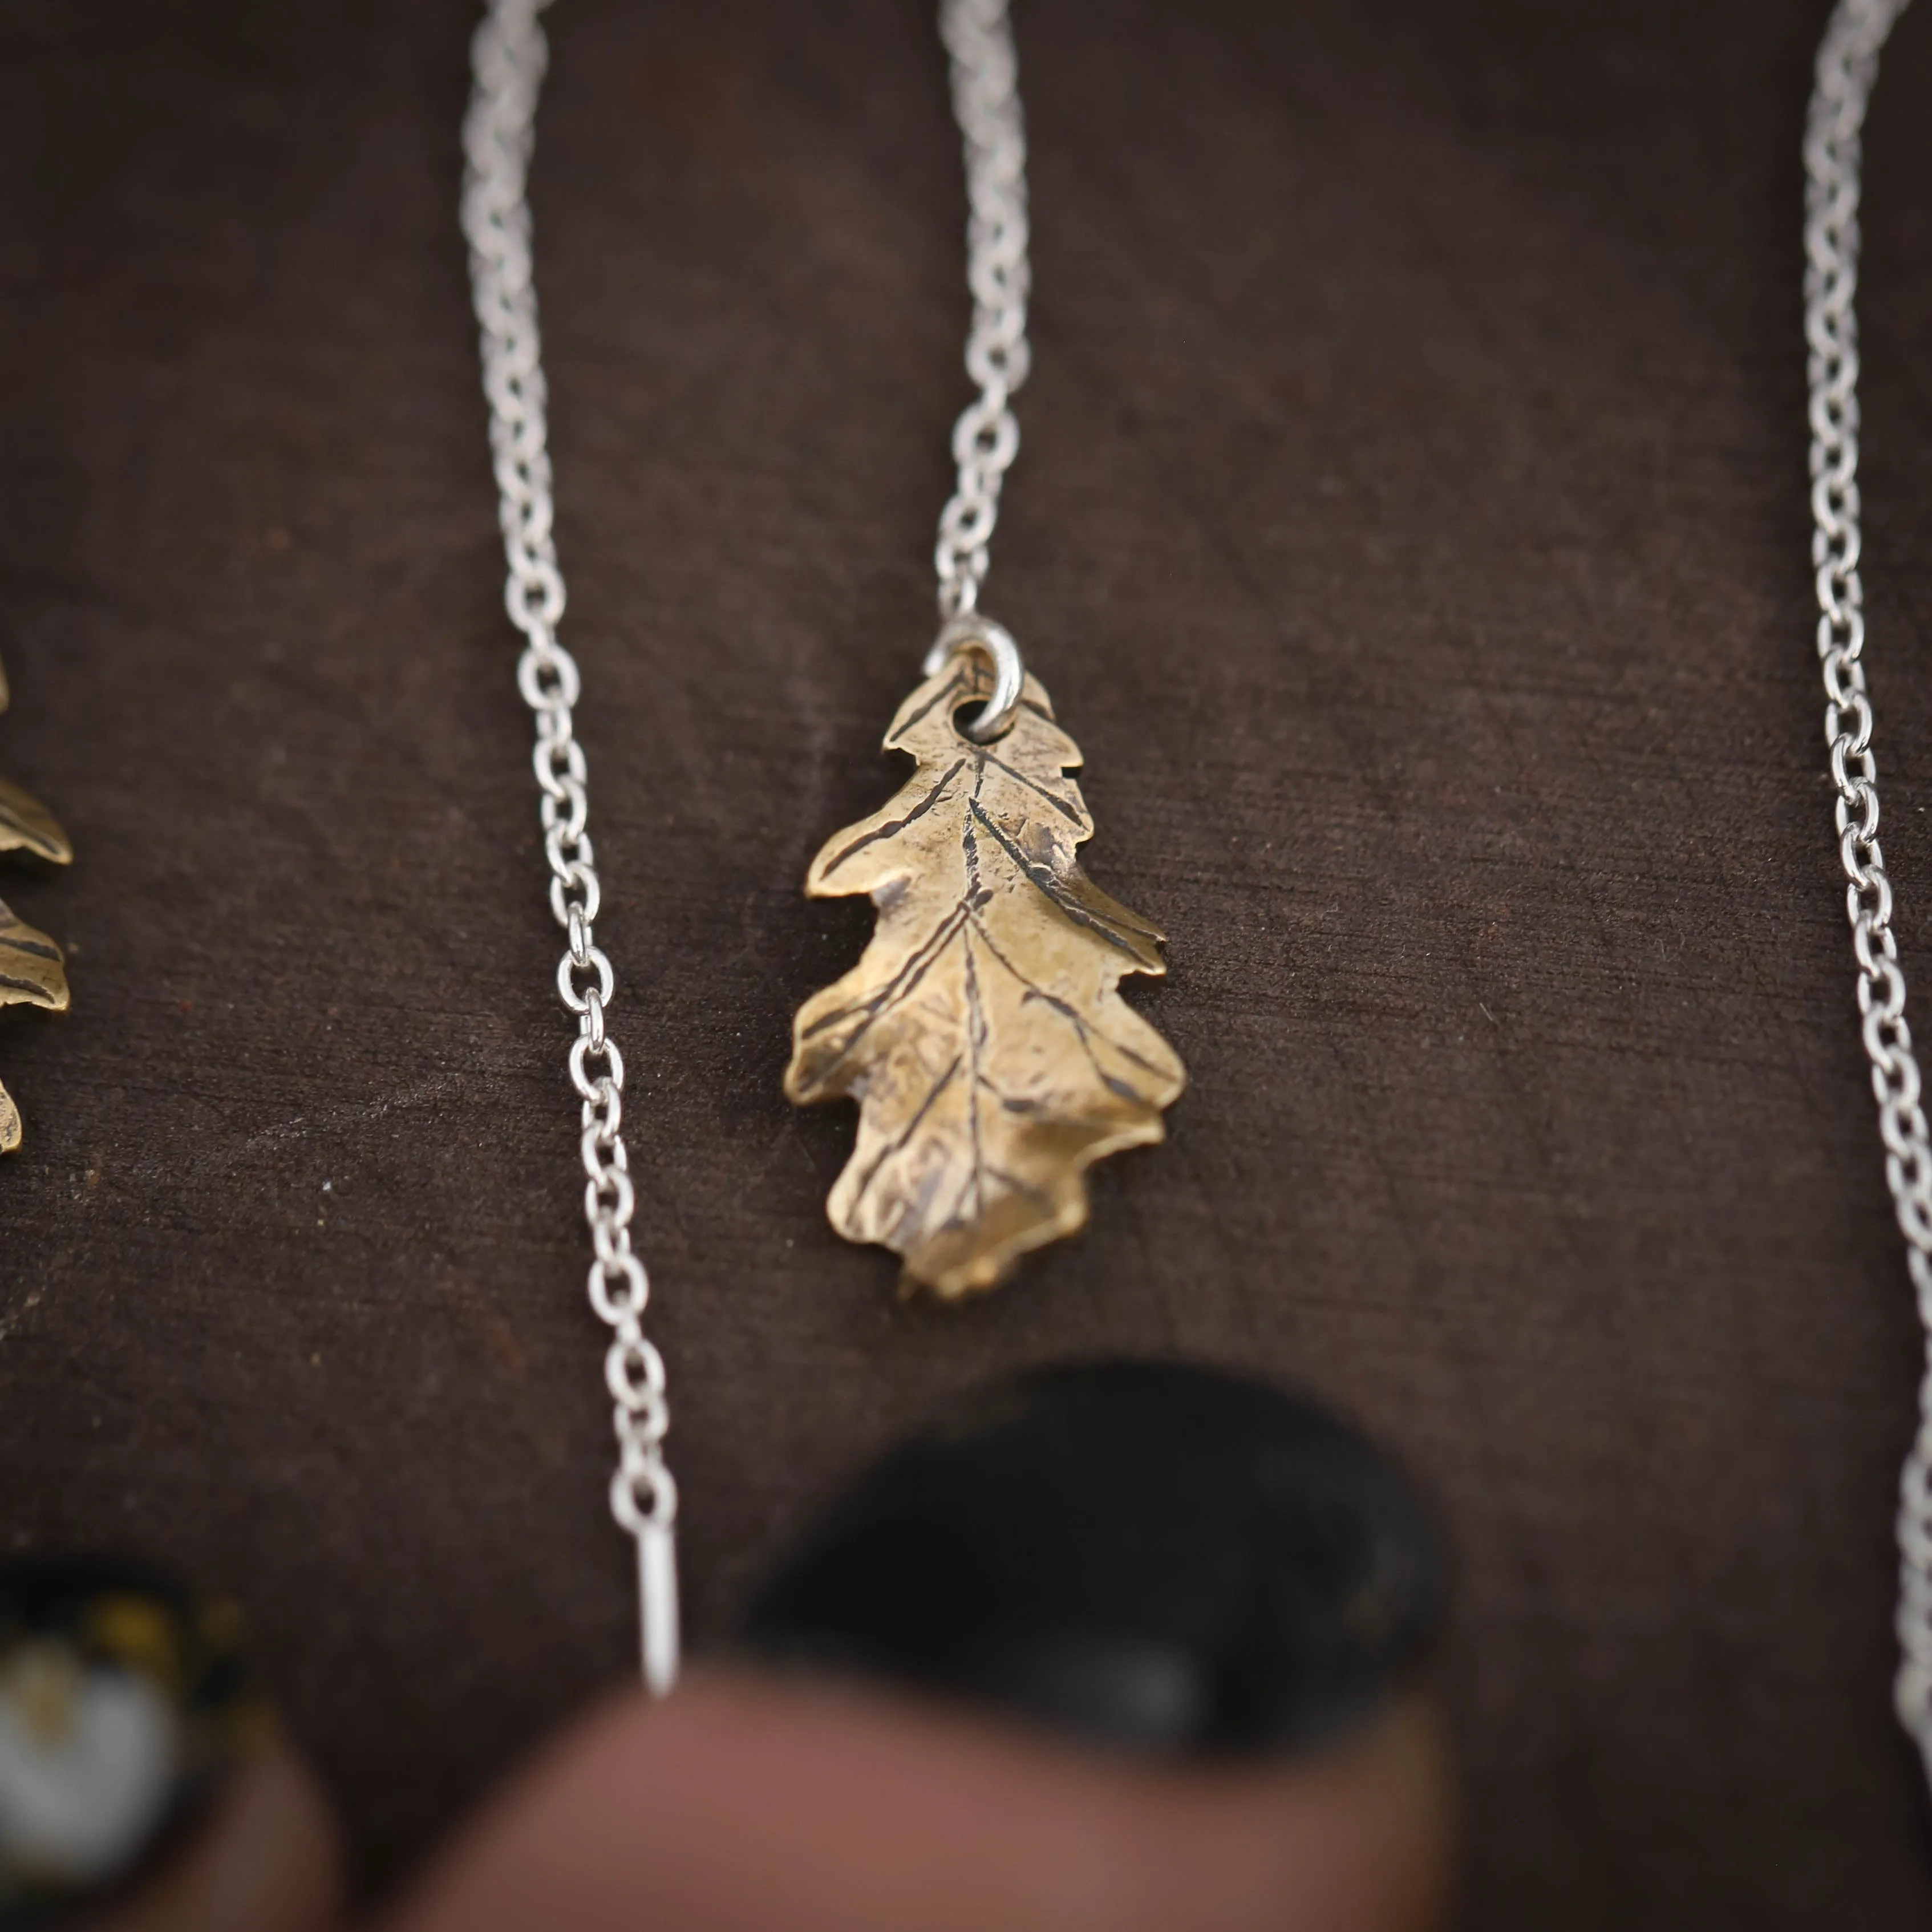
[452,0,1026,1684]
[1804,0,1932,1787]
[461,0,679,1694]
[934,0,1031,623]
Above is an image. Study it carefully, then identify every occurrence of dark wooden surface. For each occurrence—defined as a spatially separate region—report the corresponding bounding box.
[4,0,1932,1921]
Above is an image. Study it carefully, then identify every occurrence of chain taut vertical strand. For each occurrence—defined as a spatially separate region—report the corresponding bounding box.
[933,0,1031,624]
[1804,0,1932,1787]
[461,0,679,1694]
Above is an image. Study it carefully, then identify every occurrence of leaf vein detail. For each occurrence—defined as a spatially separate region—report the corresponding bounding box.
[967,800,1159,958]
[821,758,967,878]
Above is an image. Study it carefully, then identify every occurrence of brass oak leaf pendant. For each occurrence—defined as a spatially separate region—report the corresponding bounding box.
[0,656,72,1153]
[786,651,1185,1298]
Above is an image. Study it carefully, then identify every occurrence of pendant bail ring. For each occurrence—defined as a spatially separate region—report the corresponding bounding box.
[924,612,1025,743]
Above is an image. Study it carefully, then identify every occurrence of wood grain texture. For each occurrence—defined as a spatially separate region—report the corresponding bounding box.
[2,0,1931,1921]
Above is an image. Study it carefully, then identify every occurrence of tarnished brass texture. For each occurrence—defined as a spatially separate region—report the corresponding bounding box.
[786,649,1185,1299]
[0,656,72,1153]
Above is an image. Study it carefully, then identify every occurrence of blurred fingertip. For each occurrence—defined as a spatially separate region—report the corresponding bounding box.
[84,1745,343,1932]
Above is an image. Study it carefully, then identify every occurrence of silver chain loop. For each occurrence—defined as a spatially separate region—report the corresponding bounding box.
[1804,0,1932,1789]
[461,0,679,1695]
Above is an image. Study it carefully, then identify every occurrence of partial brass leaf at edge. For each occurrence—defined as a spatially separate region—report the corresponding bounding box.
[0,894,67,1153]
[785,654,1186,1300]
[0,634,72,1149]
[0,897,70,1016]
[0,775,74,866]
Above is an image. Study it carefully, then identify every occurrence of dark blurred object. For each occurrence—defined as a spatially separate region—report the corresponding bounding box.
[0,1561,263,1929]
[741,1359,1444,1754]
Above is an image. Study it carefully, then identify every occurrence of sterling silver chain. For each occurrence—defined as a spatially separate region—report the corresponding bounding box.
[456,0,1032,1682]
[925,0,1034,743]
[934,0,1030,625]
[463,0,678,1692]
[1805,0,1932,1787]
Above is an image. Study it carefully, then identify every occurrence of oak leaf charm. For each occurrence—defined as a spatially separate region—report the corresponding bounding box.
[786,652,1185,1298]
[0,655,72,1153]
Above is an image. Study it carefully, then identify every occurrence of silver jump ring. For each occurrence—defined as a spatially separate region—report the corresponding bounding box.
[923,611,1025,742]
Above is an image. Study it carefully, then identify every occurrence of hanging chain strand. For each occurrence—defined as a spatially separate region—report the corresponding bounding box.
[933,0,1030,623]
[462,0,680,1694]
[1805,0,1932,1787]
